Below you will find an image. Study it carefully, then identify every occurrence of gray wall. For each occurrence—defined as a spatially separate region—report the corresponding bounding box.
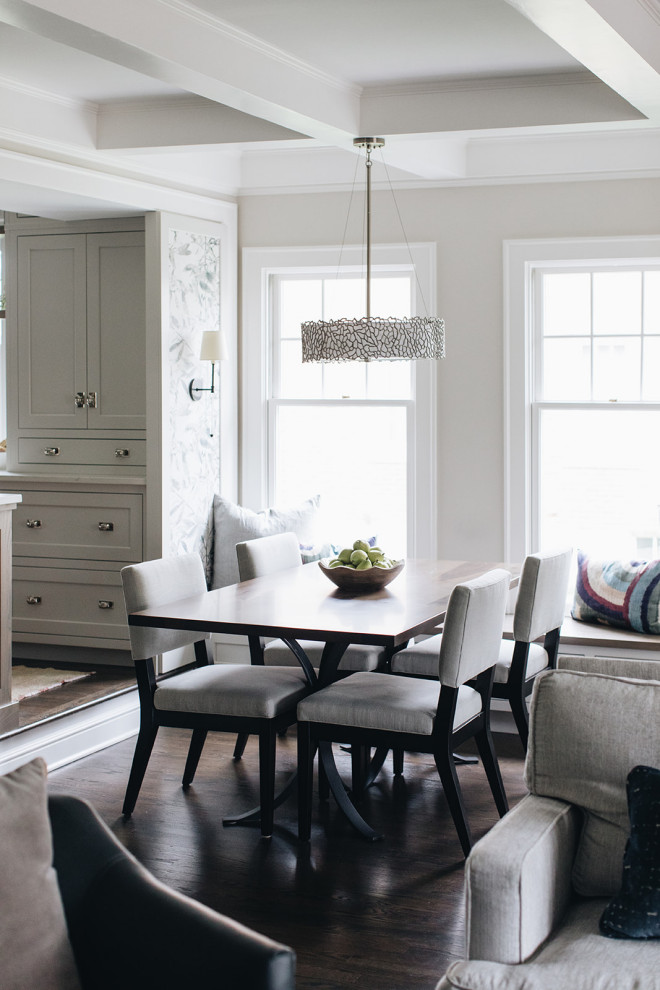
[238,176,660,561]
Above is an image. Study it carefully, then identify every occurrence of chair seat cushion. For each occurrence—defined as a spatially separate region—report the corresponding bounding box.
[264,639,382,672]
[391,634,443,677]
[154,664,310,718]
[392,636,549,684]
[0,759,83,990]
[494,641,549,683]
[440,898,660,990]
[297,671,481,735]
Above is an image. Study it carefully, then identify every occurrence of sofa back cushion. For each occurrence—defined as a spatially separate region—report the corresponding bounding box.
[525,669,660,896]
[0,758,82,989]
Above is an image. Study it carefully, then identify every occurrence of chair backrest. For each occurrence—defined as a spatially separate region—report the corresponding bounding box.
[236,531,301,581]
[121,553,209,661]
[439,569,510,688]
[526,668,660,897]
[513,548,572,643]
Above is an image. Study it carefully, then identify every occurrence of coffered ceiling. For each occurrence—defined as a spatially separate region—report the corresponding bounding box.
[0,0,659,218]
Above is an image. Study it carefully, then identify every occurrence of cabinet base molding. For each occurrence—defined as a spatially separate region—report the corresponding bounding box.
[12,642,133,667]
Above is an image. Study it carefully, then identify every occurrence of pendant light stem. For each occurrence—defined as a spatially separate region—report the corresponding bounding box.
[366,145,372,320]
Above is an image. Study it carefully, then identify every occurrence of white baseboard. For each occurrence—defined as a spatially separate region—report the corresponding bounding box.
[0,691,139,775]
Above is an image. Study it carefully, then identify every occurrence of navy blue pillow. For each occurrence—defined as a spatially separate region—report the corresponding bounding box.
[599,765,660,939]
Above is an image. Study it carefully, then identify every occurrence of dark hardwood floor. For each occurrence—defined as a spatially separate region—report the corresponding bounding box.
[47,727,528,990]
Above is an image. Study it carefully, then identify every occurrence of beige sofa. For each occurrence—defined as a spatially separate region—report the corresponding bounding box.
[437,667,660,990]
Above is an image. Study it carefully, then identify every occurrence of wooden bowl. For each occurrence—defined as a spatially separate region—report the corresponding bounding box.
[318,558,405,593]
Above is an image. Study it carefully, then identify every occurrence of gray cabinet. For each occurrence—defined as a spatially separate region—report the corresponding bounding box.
[9,227,146,474]
[9,485,143,652]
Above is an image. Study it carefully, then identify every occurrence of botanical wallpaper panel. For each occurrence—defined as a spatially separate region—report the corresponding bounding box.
[168,229,221,585]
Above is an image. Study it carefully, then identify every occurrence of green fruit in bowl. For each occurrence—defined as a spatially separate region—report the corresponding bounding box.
[373,560,389,569]
[350,549,368,565]
[338,547,353,564]
[328,558,344,568]
[353,539,371,553]
[356,558,372,570]
[368,549,384,563]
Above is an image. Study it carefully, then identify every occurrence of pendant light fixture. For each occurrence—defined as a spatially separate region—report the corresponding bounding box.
[301,137,445,364]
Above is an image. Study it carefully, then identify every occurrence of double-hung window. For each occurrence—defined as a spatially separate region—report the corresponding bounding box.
[506,236,660,563]
[242,244,437,557]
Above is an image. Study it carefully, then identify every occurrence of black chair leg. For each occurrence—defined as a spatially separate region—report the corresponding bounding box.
[258,729,277,838]
[122,724,158,817]
[392,747,404,775]
[182,728,207,788]
[508,690,530,751]
[297,723,314,841]
[433,746,472,857]
[475,726,509,817]
[233,732,250,760]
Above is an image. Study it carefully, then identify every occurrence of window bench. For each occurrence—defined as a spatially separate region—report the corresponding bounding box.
[503,614,660,683]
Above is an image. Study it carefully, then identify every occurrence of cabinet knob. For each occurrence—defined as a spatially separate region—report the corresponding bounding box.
[86,391,97,408]
[26,595,42,606]
[43,447,60,456]
[98,600,114,609]
[74,392,85,408]
[114,448,130,458]
[26,519,42,529]
[98,522,114,532]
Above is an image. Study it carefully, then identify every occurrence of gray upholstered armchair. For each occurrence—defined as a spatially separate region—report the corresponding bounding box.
[437,667,660,990]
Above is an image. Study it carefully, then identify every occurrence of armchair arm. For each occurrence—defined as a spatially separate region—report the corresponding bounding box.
[465,794,581,964]
[49,795,295,990]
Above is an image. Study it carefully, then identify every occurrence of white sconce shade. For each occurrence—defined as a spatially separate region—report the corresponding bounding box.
[189,331,228,400]
[199,330,229,362]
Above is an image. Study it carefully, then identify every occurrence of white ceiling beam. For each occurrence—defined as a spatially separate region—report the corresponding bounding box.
[0,0,360,145]
[503,0,660,121]
[361,72,642,142]
[97,98,303,151]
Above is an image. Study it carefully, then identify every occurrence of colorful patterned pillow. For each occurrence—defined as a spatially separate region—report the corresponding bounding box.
[572,551,660,635]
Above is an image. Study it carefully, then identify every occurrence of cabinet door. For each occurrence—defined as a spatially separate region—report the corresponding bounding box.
[17,234,88,429]
[86,232,146,431]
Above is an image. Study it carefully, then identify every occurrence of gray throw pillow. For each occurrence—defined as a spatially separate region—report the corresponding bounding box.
[0,758,82,989]
[211,494,321,589]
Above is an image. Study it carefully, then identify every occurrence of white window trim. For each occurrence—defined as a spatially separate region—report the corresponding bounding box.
[504,234,660,563]
[242,243,437,558]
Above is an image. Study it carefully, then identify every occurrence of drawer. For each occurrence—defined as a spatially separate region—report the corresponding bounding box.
[17,437,146,467]
[14,491,142,562]
[13,566,129,641]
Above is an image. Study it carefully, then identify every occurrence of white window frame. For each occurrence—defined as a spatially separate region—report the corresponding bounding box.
[504,235,660,562]
[242,243,438,558]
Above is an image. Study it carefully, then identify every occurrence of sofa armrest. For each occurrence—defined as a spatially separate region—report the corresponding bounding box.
[465,794,581,964]
[49,795,295,990]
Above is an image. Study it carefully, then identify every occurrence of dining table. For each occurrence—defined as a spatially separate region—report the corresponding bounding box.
[128,557,519,839]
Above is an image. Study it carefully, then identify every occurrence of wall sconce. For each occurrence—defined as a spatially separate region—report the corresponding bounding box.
[188,331,228,400]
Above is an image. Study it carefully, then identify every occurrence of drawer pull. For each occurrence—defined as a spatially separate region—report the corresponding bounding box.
[43,447,60,456]
[114,448,130,458]
[98,522,114,532]
[98,600,114,609]
[25,519,42,529]
[86,391,97,408]
[74,392,85,408]
[26,595,42,606]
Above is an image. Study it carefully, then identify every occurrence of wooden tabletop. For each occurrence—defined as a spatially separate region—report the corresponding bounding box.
[129,558,519,649]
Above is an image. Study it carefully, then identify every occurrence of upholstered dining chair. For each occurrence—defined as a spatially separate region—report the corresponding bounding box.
[120,553,313,837]
[391,548,572,750]
[296,568,511,855]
